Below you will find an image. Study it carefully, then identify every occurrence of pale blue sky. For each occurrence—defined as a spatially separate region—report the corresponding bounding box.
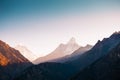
[1,0,120,56]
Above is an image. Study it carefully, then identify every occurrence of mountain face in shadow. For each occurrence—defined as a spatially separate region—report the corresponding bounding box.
[34,37,80,64]
[14,62,74,80]
[65,32,120,72]
[13,31,120,80]
[13,39,92,80]
[71,41,120,80]
[0,40,32,80]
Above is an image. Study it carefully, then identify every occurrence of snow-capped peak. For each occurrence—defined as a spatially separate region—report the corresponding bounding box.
[15,45,37,62]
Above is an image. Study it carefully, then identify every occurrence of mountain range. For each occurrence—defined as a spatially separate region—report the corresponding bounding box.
[13,31,120,80]
[71,38,120,80]
[64,31,120,73]
[0,40,32,80]
[34,37,80,64]
[0,31,120,80]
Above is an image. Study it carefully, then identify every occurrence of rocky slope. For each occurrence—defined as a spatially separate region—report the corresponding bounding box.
[0,40,32,80]
[65,32,120,72]
[71,41,120,80]
[13,32,120,80]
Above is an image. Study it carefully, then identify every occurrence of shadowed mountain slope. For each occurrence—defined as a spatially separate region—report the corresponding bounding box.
[71,40,120,80]
[0,40,32,80]
[13,31,120,80]
[14,62,74,80]
[65,32,120,72]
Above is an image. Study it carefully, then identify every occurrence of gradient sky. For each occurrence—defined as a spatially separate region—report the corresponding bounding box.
[1,0,120,56]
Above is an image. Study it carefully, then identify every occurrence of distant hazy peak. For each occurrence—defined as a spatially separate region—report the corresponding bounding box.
[68,37,77,44]
[15,44,27,49]
[34,37,80,64]
[15,45,32,54]
[15,45,37,62]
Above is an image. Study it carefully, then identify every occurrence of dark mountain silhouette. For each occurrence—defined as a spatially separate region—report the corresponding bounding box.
[13,31,120,80]
[65,31,120,73]
[34,37,80,64]
[0,40,32,80]
[71,40,120,80]
[14,62,74,80]
[13,39,92,80]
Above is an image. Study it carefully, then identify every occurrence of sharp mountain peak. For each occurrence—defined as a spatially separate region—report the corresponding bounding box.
[68,37,76,44]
